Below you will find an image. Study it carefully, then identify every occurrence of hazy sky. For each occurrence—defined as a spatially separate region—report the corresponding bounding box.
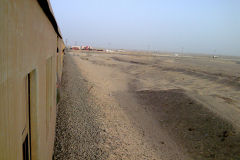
[50,0,240,55]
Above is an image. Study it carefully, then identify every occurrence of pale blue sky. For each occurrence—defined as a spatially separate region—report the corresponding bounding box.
[50,0,240,55]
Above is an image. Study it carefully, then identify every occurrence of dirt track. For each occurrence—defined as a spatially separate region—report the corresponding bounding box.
[54,51,240,160]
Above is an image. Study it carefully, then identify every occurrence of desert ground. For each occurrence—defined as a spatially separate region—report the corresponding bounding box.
[54,50,240,160]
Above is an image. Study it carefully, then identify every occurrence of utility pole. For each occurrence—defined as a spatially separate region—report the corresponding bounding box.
[65,39,68,48]
[213,49,216,55]
[147,44,151,51]
[181,47,184,54]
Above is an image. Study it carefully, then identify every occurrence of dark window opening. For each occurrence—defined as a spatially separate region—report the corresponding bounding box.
[27,73,32,159]
[22,135,29,160]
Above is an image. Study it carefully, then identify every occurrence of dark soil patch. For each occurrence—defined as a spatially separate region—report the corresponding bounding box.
[89,59,117,68]
[212,94,236,104]
[111,57,147,65]
[235,61,240,65]
[157,66,240,90]
[136,89,240,160]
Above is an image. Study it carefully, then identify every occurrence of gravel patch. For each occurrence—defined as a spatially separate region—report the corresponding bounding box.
[54,54,108,160]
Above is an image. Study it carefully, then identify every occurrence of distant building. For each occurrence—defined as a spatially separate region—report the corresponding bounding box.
[72,46,81,50]
[0,0,65,159]
[81,46,85,50]
[106,49,114,53]
[81,46,93,50]
[117,49,125,52]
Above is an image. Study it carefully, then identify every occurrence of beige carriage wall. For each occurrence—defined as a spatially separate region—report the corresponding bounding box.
[0,0,65,159]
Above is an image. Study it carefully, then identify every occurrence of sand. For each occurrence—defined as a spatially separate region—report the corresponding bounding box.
[54,50,240,160]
